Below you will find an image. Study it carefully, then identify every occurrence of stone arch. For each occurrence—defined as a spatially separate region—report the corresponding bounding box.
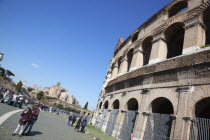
[117,56,122,73]
[126,98,139,111]
[142,36,153,65]
[132,32,139,43]
[127,49,134,72]
[103,100,109,109]
[112,99,120,109]
[204,5,210,46]
[165,22,185,59]
[195,97,210,119]
[168,0,188,18]
[99,102,102,109]
[150,97,174,114]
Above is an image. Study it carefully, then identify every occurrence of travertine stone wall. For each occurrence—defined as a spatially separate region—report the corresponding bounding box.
[93,0,210,140]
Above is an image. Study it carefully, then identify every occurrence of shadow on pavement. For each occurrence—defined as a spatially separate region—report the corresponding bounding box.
[25,131,43,136]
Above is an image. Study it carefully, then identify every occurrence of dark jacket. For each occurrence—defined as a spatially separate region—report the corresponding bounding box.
[69,115,73,121]
[31,108,40,120]
[81,119,87,127]
[19,112,33,125]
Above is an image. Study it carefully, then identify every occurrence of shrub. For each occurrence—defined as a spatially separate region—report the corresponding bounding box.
[37,91,44,100]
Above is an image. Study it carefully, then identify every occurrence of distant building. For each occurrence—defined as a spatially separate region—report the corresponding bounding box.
[44,82,79,106]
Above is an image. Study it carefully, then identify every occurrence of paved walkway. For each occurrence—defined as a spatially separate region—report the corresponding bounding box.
[0,103,86,140]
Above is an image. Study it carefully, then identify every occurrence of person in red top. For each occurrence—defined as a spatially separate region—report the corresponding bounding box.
[12,108,33,137]
[22,105,40,135]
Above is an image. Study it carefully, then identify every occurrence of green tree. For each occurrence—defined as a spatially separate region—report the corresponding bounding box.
[15,81,23,93]
[56,104,63,110]
[72,99,76,105]
[27,87,33,92]
[37,91,44,100]
[84,102,88,109]
[0,67,15,84]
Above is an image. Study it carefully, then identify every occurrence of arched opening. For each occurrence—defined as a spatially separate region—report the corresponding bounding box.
[127,98,138,111]
[132,32,139,43]
[195,97,210,119]
[127,49,134,72]
[105,99,120,135]
[142,36,153,65]
[152,97,174,114]
[117,57,122,73]
[112,99,120,109]
[165,22,185,59]
[120,98,138,140]
[168,1,188,18]
[99,102,102,109]
[104,101,109,109]
[143,97,174,139]
[204,6,210,46]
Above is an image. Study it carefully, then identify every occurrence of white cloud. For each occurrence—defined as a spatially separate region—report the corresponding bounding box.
[32,63,39,68]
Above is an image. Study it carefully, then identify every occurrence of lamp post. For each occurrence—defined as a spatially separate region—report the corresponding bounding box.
[0,52,4,66]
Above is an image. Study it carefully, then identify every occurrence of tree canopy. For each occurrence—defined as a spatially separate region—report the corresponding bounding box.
[84,102,88,109]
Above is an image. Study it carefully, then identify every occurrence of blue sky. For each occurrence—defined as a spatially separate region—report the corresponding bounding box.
[0,0,172,110]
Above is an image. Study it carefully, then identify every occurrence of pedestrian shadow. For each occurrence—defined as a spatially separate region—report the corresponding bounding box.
[26,131,43,136]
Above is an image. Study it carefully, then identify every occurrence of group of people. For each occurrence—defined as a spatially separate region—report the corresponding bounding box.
[12,105,40,137]
[0,88,25,108]
[67,113,89,133]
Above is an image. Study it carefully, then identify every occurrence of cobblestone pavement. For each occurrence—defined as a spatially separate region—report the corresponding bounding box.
[0,104,86,140]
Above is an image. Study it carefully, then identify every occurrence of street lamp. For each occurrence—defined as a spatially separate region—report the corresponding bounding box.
[0,52,4,66]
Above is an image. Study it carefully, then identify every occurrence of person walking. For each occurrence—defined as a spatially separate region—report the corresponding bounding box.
[12,108,33,137]
[67,114,73,126]
[75,116,82,132]
[71,115,77,126]
[22,105,40,135]
[80,118,87,133]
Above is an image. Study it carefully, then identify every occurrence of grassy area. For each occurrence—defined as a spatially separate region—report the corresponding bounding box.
[201,44,210,48]
[45,112,114,140]
[85,124,115,140]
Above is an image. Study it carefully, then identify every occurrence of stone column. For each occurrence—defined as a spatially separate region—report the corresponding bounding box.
[129,45,144,71]
[183,15,206,54]
[118,55,128,75]
[149,33,167,65]
[173,86,192,140]
[111,64,118,79]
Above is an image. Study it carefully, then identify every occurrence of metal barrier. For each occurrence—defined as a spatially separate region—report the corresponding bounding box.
[190,117,210,140]
[105,109,119,135]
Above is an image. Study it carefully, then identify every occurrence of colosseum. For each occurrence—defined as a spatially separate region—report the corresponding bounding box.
[92,0,210,140]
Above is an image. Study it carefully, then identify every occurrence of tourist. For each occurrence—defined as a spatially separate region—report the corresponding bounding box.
[22,105,40,135]
[80,118,87,133]
[13,95,20,107]
[0,88,3,101]
[75,116,82,132]
[71,115,77,126]
[68,114,73,126]
[12,108,33,137]
[6,91,13,105]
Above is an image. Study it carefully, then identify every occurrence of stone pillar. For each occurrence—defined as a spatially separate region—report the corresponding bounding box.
[182,117,193,140]
[149,33,167,64]
[111,64,118,79]
[183,15,206,54]
[129,45,144,71]
[173,86,191,140]
[102,109,111,132]
[112,93,127,138]
[118,55,128,75]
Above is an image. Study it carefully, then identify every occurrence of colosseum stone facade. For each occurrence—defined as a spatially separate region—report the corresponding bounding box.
[92,0,210,140]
